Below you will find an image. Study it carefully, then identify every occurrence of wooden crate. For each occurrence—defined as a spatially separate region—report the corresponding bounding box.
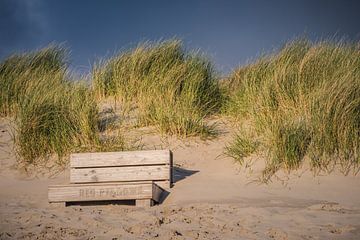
[48,149,173,207]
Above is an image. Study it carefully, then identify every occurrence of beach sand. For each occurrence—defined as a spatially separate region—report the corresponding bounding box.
[1,119,360,239]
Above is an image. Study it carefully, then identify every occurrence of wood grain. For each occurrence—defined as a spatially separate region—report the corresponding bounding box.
[70,165,170,183]
[49,149,171,205]
[48,182,154,203]
[154,180,170,190]
[70,150,170,168]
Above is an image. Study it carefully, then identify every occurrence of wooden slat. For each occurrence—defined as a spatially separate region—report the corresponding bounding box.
[70,165,170,183]
[154,180,169,190]
[70,150,170,168]
[48,182,153,203]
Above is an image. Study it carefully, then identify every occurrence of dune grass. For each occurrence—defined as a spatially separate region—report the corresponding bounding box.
[93,40,222,137]
[225,131,258,165]
[0,46,127,166]
[0,45,67,116]
[0,40,222,167]
[224,39,360,181]
[2,38,359,180]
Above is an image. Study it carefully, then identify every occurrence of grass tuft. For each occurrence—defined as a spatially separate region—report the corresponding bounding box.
[93,39,222,137]
[1,46,104,166]
[225,133,257,164]
[224,38,360,180]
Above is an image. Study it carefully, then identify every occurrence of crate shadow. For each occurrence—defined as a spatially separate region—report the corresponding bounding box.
[66,199,135,206]
[173,166,199,183]
[158,166,198,204]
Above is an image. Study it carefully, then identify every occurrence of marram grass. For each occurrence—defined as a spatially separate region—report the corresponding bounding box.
[0,45,67,116]
[224,39,360,181]
[2,38,359,179]
[0,46,126,166]
[93,40,222,137]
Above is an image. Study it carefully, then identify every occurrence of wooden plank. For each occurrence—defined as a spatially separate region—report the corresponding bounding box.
[48,182,153,203]
[70,165,170,183]
[70,150,170,168]
[136,199,154,207]
[154,180,169,190]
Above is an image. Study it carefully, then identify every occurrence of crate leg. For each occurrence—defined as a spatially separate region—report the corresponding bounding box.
[136,199,154,207]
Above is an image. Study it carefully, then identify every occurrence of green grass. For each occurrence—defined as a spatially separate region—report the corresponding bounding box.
[2,37,359,180]
[0,46,127,166]
[14,81,99,165]
[93,39,222,137]
[225,131,258,165]
[0,40,222,167]
[0,45,67,116]
[223,39,360,181]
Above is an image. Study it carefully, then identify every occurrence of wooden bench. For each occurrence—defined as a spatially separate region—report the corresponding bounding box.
[48,149,173,207]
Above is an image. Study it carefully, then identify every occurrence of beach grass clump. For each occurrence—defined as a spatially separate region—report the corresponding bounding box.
[15,81,99,165]
[225,132,258,165]
[93,39,222,137]
[0,45,67,116]
[0,46,103,165]
[224,39,360,180]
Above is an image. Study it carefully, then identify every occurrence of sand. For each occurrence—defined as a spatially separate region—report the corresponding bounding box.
[1,119,360,239]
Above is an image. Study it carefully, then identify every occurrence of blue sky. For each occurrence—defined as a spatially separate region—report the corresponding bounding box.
[1,0,359,73]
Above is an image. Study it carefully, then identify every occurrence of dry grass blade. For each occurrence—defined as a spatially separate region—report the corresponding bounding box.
[224,38,360,181]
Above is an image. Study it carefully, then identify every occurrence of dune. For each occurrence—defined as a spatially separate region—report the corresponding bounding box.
[1,119,360,240]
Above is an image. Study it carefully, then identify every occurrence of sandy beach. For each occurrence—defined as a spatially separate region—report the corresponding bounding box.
[1,1,359,239]
[1,119,360,239]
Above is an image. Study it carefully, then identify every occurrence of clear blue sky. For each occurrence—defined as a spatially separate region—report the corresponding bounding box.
[1,0,359,73]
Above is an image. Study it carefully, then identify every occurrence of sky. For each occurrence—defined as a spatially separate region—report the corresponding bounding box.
[1,0,359,74]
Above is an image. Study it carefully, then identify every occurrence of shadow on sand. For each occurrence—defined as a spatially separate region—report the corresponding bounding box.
[157,166,199,203]
[172,166,199,183]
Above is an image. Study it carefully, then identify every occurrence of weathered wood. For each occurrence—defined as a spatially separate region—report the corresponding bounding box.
[49,149,172,206]
[70,165,169,183]
[70,150,170,168]
[48,182,153,203]
[136,199,154,207]
[154,180,169,190]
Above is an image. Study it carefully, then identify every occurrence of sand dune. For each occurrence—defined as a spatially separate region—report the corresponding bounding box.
[1,120,360,239]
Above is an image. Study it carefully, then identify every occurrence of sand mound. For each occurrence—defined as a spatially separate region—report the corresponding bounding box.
[1,120,360,239]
